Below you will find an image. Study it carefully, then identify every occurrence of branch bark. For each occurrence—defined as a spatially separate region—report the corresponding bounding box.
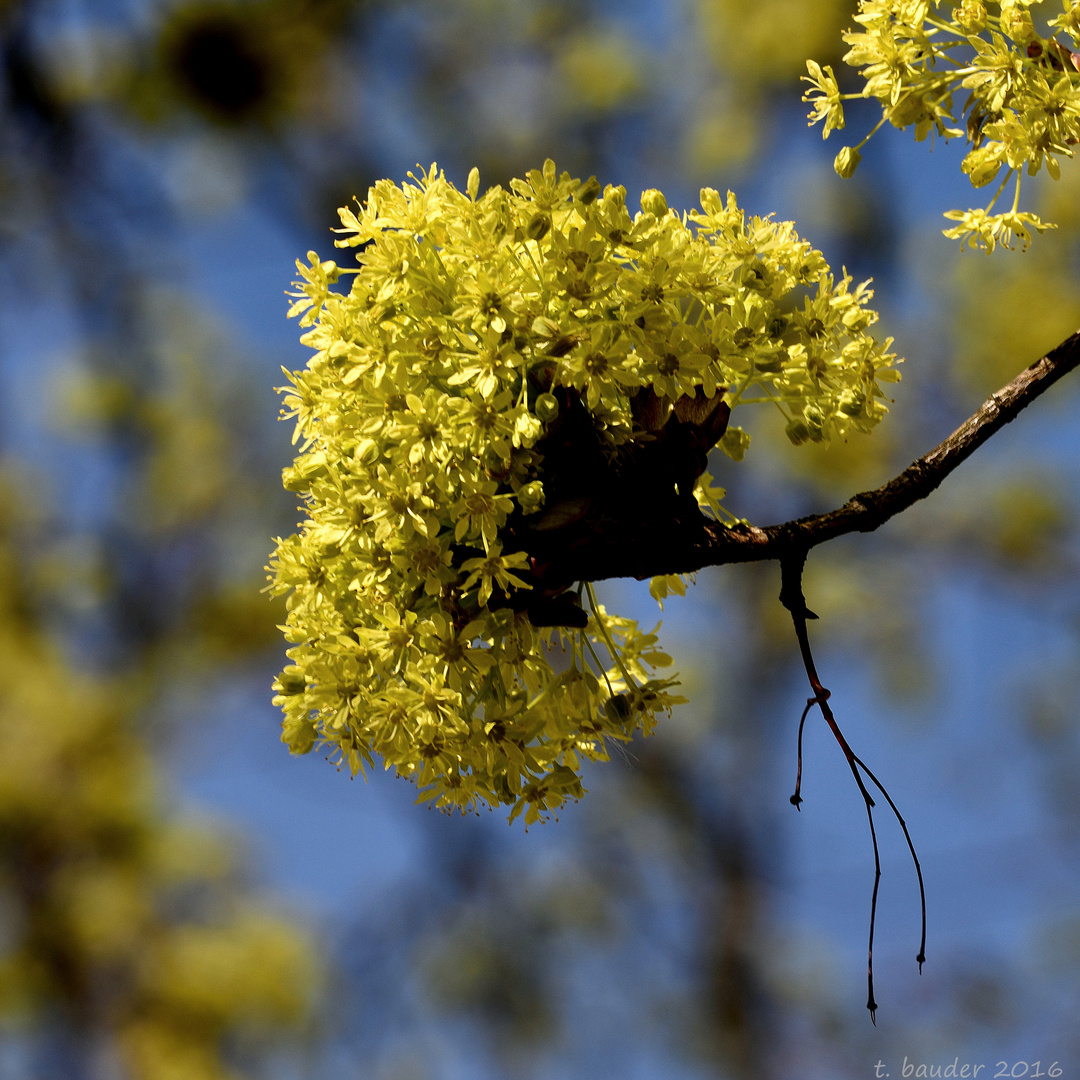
[567,327,1080,583]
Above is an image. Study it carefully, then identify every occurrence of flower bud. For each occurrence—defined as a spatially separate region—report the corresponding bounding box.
[604,693,635,724]
[834,145,862,178]
[534,392,560,423]
[526,213,551,240]
[282,716,317,755]
[838,390,866,418]
[518,481,545,513]
[514,411,542,446]
[955,1,986,32]
[353,438,379,465]
[482,447,511,482]
[276,667,307,696]
[603,183,627,208]
[576,176,602,205]
[803,405,826,441]
[785,418,811,446]
[640,189,668,217]
[1000,3,1034,41]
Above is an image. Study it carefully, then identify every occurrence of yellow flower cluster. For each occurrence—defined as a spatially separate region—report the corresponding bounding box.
[806,0,1080,250]
[269,161,899,824]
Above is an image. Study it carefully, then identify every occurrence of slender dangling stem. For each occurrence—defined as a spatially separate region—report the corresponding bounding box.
[780,551,926,1024]
[789,697,814,810]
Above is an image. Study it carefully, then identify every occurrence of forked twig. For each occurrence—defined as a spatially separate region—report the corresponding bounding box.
[780,551,926,1024]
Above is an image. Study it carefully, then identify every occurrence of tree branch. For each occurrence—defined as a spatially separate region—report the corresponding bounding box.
[568,327,1080,583]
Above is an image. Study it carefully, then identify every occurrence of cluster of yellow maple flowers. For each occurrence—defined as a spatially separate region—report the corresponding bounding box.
[268,158,900,823]
[806,0,1080,250]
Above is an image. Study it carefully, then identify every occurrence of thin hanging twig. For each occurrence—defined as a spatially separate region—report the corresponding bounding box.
[779,551,926,1024]
[789,698,814,811]
[850,749,927,973]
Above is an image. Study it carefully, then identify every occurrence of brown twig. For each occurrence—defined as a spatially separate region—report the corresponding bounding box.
[780,551,926,1025]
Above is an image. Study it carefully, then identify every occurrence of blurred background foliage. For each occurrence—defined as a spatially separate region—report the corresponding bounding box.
[0,474,317,1078]
[1,0,1080,1078]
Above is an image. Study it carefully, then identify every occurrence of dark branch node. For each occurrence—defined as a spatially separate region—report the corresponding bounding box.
[573,328,1080,585]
